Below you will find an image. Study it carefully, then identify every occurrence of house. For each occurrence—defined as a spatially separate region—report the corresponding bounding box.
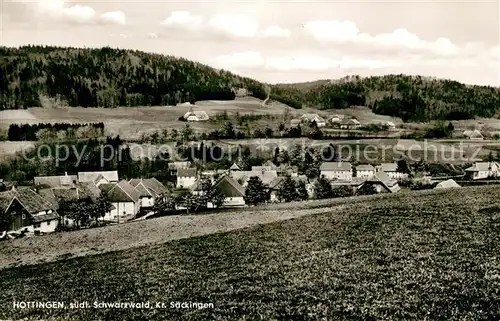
[230,170,278,187]
[434,179,461,189]
[212,175,246,207]
[356,164,376,178]
[340,118,361,129]
[268,175,308,202]
[320,162,353,181]
[176,168,197,189]
[129,178,169,208]
[290,119,301,128]
[358,172,400,194]
[168,161,191,175]
[230,162,242,171]
[377,163,409,180]
[385,121,396,129]
[465,162,500,180]
[463,129,484,140]
[300,113,326,127]
[0,187,59,234]
[183,110,209,122]
[34,172,77,188]
[99,181,140,222]
[77,170,119,186]
[200,169,229,183]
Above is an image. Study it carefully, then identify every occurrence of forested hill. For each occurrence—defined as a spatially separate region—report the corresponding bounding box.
[0,45,271,109]
[273,75,500,121]
[1,46,500,122]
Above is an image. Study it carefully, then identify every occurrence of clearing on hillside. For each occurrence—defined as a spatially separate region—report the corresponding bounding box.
[1,186,499,320]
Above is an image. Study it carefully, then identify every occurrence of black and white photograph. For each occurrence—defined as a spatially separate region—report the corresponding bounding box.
[1,0,500,320]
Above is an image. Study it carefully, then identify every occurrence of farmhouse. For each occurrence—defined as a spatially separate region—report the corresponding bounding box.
[230,170,278,187]
[356,164,376,178]
[0,187,59,234]
[34,173,77,188]
[176,168,197,189]
[213,175,246,207]
[377,163,408,180]
[358,172,400,194]
[78,170,119,186]
[300,113,326,127]
[129,178,169,208]
[183,111,209,122]
[340,118,361,129]
[463,129,484,140]
[329,114,344,125]
[465,162,500,180]
[320,162,353,181]
[99,181,140,222]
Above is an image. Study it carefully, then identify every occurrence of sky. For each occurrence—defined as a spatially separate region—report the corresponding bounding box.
[1,0,500,86]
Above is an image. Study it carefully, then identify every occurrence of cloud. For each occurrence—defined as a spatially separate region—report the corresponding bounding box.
[207,14,259,38]
[146,33,159,39]
[100,11,126,25]
[259,25,291,38]
[160,11,203,30]
[210,51,266,69]
[302,20,461,57]
[29,0,125,25]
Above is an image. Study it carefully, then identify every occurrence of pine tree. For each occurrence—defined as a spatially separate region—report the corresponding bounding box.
[244,176,267,206]
[313,176,334,199]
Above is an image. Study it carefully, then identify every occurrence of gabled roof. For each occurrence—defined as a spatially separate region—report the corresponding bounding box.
[1,187,56,214]
[263,160,278,169]
[177,168,197,178]
[213,175,245,197]
[465,162,499,172]
[230,162,242,171]
[320,162,352,171]
[356,164,375,171]
[379,163,398,172]
[34,174,77,188]
[184,111,209,119]
[364,172,400,192]
[340,118,361,125]
[464,129,483,138]
[50,182,101,203]
[129,178,168,197]
[100,181,140,203]
[78,171,118,183]
[230,170,278,186]
[38,188,58,209]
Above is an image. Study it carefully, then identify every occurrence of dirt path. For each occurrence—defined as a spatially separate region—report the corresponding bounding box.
[0,206,342,270]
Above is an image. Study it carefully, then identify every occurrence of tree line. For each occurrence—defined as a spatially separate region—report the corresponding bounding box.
[7,122,104,141]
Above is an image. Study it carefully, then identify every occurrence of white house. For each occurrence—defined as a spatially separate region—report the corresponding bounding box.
[385,121,396,129]
[77,170,119,186]
[99,181,140,222]
[176,168,197,189]
[300,113,326,127]
[213,175,246,207]
[0,187,59,234]
[290,119,301,128]
[463,129,484,140]
[183,111,209,122]
[465,162,500,180]
[340,118,361,129]
[377,163,408,180]
[129,178,169,208]
[356,164,376,178]
[320,162,353,181]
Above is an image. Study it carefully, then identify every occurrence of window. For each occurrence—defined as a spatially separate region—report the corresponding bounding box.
[47,221,51,226]
[34,223,41,228]
[21,213,26,220]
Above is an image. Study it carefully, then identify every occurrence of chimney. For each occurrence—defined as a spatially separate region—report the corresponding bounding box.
[65,171,68,176]
[11,186,15,191]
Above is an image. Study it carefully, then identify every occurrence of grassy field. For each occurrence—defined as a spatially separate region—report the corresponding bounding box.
[1,186,499,320]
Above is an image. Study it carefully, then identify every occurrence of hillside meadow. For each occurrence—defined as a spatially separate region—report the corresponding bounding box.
[0,186,499,320]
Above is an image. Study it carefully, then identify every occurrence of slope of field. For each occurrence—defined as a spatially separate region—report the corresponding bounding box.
[1,186,499,320]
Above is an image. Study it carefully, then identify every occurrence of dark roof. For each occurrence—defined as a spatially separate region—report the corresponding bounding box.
[177,168,197,178]
[78,171,118,183]
[142,178,169,196]
[214,175,245,197]
[34,175,77,188]
[99,183,116,194]
[38,188,58,209]
[102,181,140,203]
[2,187,56,214]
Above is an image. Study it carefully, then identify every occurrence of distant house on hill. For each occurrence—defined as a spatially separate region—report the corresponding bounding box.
[463,129,484,140]
[290,119,301,128]
[340,118,361,129]
[99,181,140,222]
[358,172,400,194]
[465,162,500,180]
[300,113,326,127]
[385,121,396,129]
[213,175,246,207]
[34,173,77,188]
[78,170,119,186]
[176,168,197,189]
[0,187,59,234]
[356,164,375,178]
[183,111,209,122]
[320,162,353,181]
